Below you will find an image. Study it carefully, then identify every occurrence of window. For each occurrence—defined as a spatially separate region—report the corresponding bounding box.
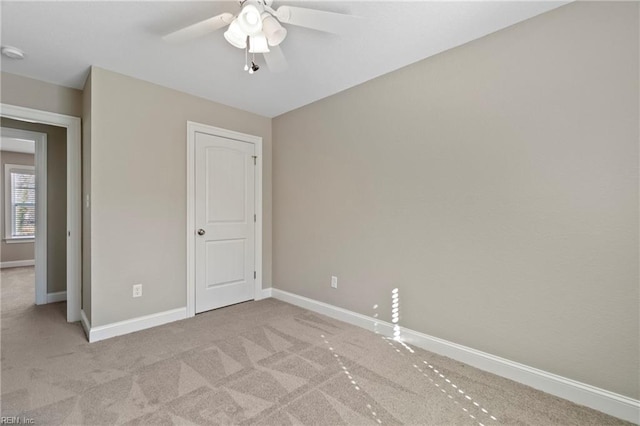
[4,164,35,241]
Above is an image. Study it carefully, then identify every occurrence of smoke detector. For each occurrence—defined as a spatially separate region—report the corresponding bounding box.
[1,46,25,60]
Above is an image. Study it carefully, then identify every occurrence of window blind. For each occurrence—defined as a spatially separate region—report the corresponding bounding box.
[10,171,35,237]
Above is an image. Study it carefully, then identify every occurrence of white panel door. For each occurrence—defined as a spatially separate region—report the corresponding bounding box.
[195,132,255,313]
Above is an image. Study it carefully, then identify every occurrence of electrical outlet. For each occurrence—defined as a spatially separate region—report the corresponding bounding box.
[133,284,142,298]
[331,276,338,289]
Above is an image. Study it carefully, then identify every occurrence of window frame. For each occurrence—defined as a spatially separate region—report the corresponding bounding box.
[4,163,36,243]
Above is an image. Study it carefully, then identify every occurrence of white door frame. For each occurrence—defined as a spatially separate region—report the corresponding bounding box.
[1,127,47,305]
[186,121,263,318]
[1,103,82,322]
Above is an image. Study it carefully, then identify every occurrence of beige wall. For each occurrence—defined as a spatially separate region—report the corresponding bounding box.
[0,150,35,263]
[0,119,68,294]
[272,1,639,399]
[1,72,83,118]
[0,70,80,295]
[88,67,272,327]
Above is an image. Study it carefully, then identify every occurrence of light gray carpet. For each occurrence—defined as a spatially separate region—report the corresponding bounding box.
[0,267,631,425]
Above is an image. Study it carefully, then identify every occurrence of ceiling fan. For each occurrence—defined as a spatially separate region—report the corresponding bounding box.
[162,0,358,73]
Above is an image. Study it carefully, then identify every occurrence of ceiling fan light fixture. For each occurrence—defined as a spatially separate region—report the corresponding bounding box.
[275,6,291,23]
[261,13,287,46]
[224,19,247,49]
[237,4,263,35]
[249,33,270,53]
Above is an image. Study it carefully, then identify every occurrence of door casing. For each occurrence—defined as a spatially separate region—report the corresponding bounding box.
[186,121,264,318]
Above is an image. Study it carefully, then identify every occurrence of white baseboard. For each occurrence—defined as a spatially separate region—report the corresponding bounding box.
[271,288,640,424]
[46,291,67,303]
[258,287,272,300]
[86,307,187,343]
[1,259,35,268]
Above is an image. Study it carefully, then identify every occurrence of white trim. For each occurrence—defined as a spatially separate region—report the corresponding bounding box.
[258,287,272,300]
[80,309,91,340]
[0,136,35,154]
[86,307,187,343]
[46,291,67,303]
[1,103,82,322]
[254,136,263,303]
[0,259,35,268]
[186,121,263,318]
[35,134,47,305]
[4,237,34,244]
[187,123,195,318]
[270,289,640,424]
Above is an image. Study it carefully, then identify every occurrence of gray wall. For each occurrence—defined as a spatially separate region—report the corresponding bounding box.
[0,119,68,294]
[87,67,272,327]
[272,1,639,399]
[0,150,35,263]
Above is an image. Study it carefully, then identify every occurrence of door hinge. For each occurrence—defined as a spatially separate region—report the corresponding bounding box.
[254,214,256,222]
[252,155,257,165]
[254,271,257,279]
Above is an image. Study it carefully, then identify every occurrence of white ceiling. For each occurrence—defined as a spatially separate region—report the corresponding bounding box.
[1,1,568,117]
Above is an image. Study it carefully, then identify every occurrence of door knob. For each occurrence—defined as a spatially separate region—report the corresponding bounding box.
[197,229,205,236]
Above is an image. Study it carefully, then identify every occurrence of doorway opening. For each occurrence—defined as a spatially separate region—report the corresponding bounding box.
[0,104,81,322]
[0,126,48,308]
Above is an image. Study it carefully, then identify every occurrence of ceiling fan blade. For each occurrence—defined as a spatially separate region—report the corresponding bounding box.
[263,45,288,73]
[275,6,360,35]
[163,13,234,43]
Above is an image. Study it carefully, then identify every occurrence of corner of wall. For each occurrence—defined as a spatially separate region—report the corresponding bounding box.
[81,68,93,324]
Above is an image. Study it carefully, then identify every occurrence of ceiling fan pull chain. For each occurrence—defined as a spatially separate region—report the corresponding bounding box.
[249,52,258,74]
[244,42,249,71]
